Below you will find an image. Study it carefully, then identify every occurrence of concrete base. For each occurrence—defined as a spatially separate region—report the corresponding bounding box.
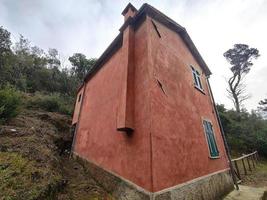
[72,153,234,200]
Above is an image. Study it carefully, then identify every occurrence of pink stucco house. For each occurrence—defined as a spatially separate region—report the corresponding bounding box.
[71,3,234,199]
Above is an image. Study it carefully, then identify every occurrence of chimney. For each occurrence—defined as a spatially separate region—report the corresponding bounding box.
[121,3,137,21]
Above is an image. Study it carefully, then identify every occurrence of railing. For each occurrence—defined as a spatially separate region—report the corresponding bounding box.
[231,151,259,182]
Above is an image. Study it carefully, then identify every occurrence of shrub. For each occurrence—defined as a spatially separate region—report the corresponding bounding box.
[217,104,267,157]
[0,86,21,123]
[27,93,73,115]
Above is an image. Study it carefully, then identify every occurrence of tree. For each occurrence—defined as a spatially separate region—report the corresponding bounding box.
[259,99,267,112]
[0,26,11,56]
[0,27,13,86]
[223,44,260,112]
[217,104,267,156]
[69,53,97,81]
[46,48,60,69]
[0,26,98,98]
[12,35,34,92]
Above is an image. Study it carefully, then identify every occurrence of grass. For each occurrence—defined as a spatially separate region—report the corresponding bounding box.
[0,152,62,200]
[0,109,111,200]
[241,159,267,187]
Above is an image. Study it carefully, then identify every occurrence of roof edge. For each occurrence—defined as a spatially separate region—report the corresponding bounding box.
[82,3,212,86]
[84,33,123,82]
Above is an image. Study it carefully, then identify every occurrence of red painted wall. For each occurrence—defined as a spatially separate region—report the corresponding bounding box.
[147,17,229,191]
[73,20,153,191]
[72,16,229,192]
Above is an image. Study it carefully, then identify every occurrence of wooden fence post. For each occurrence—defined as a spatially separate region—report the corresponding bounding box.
[247,157,252,172]
[231,151,259,181]
[241,158,247,175]
[256,151,259,162]
[251,155,256,168]
[253,153,256,164]
[234,160,241,179]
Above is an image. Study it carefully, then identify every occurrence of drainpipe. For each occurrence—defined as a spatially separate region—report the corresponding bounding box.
[206,77,239,190]
[70,81,87,155]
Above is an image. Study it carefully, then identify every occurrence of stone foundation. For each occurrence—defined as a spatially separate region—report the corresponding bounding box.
[72,153,234,200]
[153,169,234,200]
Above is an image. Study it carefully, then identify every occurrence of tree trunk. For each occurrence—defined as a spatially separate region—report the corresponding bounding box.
[228,73,241,113]
[233,92,240,112]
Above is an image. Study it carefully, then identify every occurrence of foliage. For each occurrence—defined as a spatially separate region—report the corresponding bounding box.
[258,98,267,119]
[69,53,97,81]
[26,93,74,115]
[217,104,267,157]
[0,26,97,115]
[0,26,11,55]
[259,98,267,112]
[0,26,96,97]
[0,86,21,123]
[223,44,260,112]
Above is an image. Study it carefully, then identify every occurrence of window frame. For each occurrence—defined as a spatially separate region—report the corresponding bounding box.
[191,66,204,93]
[202,119,220,159]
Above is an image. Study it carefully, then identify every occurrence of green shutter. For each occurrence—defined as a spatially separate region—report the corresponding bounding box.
[196,74,203,90]
[203,121,213,155]
[203,120,219,157]
[192,71,198,86]
[207,122,219,157]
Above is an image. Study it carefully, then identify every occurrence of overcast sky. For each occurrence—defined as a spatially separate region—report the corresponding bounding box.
[0,0,266,111]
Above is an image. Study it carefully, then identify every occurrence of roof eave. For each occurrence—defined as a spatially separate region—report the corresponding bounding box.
[82,3,212,86]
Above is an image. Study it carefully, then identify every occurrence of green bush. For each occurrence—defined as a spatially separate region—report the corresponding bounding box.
[217,104,267,157]
[27,93,73,115]
[0,86,21,123]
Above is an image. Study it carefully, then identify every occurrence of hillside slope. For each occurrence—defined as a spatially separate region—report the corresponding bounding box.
[0,109,112,200]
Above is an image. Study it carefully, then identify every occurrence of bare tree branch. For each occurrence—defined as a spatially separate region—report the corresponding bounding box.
[223,44,260,112]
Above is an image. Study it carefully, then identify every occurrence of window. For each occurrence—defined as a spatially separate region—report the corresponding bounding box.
[191,66,203,91]
[78,94,82,102]
[203,120,219,158]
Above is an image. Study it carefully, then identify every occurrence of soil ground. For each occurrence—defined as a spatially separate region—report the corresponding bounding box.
[0,109,112,200]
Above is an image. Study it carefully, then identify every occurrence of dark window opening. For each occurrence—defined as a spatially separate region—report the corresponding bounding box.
[151,20,161,38]
[78,94,82,102]
[203,120,219,158]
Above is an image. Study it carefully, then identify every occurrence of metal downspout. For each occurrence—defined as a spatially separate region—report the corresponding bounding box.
[206,77,239,190]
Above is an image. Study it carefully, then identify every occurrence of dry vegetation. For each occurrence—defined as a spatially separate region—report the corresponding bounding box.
[241,160,267,188]
[0,109,111,200]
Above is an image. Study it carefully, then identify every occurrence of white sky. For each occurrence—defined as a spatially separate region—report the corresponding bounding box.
[0,0,266,111]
